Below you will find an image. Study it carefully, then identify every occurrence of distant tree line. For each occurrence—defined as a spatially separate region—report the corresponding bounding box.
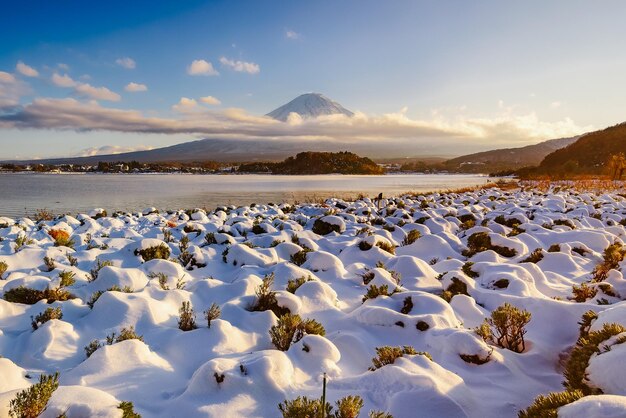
[0,160,227,174]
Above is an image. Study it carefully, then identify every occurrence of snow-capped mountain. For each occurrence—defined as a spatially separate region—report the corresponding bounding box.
[266,93,354,121]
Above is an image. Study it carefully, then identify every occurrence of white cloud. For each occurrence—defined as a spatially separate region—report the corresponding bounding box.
[219,57,260,74]
[58,63,70,71]
[550,101,562,108]
[0,98,592,157]
[187,59,219,76]
[172,97,199,112]
[0,72,30,109]
[76,144,153,157]
[52,75,121,103]
[75,83,121,101]
[0,71,16,84]
[115,57,136,69]
[200,95,221,105]
[51,73,78,88]
[125,82,148,92]
[16,61,39,77]
[285,29,300,40]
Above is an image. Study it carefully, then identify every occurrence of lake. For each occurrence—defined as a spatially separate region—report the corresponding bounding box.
[0,173,491,218]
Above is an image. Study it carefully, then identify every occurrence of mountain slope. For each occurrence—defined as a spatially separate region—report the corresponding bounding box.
[266,93,354,121]
[531,122,626,175]
[442,136,580,173]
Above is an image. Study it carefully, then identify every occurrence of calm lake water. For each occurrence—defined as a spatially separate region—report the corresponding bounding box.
[0,173,491,218]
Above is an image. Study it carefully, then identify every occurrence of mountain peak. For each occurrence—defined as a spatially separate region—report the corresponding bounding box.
[266,93,354,122]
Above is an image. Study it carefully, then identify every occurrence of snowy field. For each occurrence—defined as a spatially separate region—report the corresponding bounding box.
[1,187,626,417]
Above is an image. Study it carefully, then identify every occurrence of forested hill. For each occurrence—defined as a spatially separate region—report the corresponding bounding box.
[238,151,385,174]
[525,123,626,176]
[440,136,578,174]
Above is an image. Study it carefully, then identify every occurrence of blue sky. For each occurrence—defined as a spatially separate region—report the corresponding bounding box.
[1,0,626,159]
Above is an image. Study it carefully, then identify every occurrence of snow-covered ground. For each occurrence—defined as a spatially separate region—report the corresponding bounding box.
[1,187,626,417]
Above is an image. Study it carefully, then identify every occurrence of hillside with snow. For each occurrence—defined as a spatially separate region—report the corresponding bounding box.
[1,188,626,417]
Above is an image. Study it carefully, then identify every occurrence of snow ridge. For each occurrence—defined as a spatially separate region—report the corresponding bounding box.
[266,93,354,122]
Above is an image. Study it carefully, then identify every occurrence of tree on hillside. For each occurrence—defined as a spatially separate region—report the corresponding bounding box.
[607,153,626,180]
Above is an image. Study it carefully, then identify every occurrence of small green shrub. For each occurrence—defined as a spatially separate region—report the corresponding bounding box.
[592,243,626,282]
[178,301,197,331]
[4,286,74,305]
[251,223,265,235]
[457,214,475,223]
[286,276,313,293]
[441,277,469,302]
[359,269,375,285]
[4,287,43,304]
[563,322,626,394]
[459,351,492,365]
[102,326,144,349]
[178,250,193,267]
[554,219,575,229]
[278,396,332,418]
[290,248,312,266]
[250,273,289,317]
[522,248,544,264]
[177,234,189,252]
[572,282,597,302]
[183,224,200,235]
[362,284,392,303]
[14,234,34,252]
[204,232,217,245]
[86,286,132,309]
[0,260,7,279]
[84,339,101,358]
[87,290,104,309]
[462,262,479,278]
[369,346,431,370]
[475,303,531,353]
[577,310,598,340]
[401,229,421,246]
[312,218,341,235]
[376,241,396,255]
[9,372,59,418]
[118,401,142,418]
[462,232,517,258]
[492,278,509,289]
[334,395,364,418]
[369,412,394,418]
[53,234,75,249]
[149,272,170,290]
[162,228,173,243]
[58,270,76,287]
[31,307,62,330]
[518,390,584,418]
[400,296,413,314]
[66,253,78,267]
[43,256,55,272]
[269,313,325,351]
[135,243,170,261]
[204,303,221,328]
[494,215,521,228]
[148,272,185,290]
[547,244,561,253]
[88,258,114,282]
[33,208,55,222]
[416,320,430,331]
